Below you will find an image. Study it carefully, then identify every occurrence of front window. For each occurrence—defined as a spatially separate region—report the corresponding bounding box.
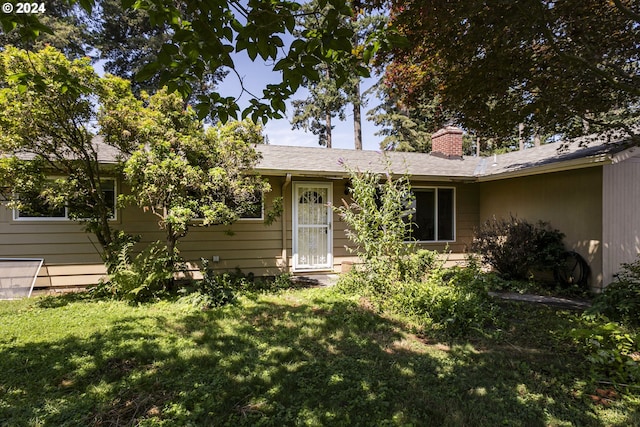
[14,179,118,221]
[239,191,264,220]
[408,187,455,242]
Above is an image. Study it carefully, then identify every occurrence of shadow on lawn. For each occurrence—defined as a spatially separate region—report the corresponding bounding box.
[0,296,636,426]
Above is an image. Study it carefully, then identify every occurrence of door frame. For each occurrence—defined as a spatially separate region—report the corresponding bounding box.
[292,182,333,272]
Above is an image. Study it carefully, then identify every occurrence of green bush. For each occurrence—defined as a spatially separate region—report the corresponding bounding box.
[191,259,239,308]
[333,161,416,289]
[179,266,295,309]
[401,249,440,282]
[388,265,497,337]
[92,240,176,302]
[471,215,565,281]
[336,261,498,338]
[571,317,639,384]
[589,256,640,326]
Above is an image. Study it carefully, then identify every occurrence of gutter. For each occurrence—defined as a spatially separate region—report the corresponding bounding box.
[257,168,475,183]
[475,153,613,182]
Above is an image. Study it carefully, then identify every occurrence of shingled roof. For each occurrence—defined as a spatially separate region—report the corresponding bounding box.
[255,145,478,181]
[255,134,635,182]
[18,132,633,181]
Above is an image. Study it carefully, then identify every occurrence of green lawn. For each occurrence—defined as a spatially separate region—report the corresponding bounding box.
[1,287,638,426]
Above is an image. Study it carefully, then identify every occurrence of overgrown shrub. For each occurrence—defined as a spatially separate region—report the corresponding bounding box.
[471,215,565,280]
[569,258,640,385]
[92,240,177,302]
[102,231,140,274]
[333,161,420,289]
[571,316,639,385]
[191,259,239,308]
[336,261,498,338]
[401,249,440,282]
[179,265,295,309]
[388,264,498,337]
[589,255,640,326]
[332,160,497,338]
[240,272,294,294]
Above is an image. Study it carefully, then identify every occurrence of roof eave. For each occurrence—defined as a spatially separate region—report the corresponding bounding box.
[611,146,640,164]
[476,153,612,182]
[255,168,476,183]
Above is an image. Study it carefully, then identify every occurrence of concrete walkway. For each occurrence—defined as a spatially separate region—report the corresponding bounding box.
[290,276,592,310]
[489,291,592,310]
[291,274,340,287]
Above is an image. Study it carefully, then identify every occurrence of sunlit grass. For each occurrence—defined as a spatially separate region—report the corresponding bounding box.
[0,287,638,426]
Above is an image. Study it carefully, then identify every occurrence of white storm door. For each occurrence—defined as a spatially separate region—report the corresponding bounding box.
[293,183,333,271]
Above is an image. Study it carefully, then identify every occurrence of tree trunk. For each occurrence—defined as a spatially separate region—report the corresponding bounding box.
[533,132,541,147]
[165,216,177,290]
[518,123,525,150]
[326,110,332,148]
[325,66,332,148]
[353,80,362,150]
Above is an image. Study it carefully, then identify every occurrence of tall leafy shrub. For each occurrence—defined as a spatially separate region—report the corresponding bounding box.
[334,160,425,294]
[471,215,565,280]
[589,255,640,326]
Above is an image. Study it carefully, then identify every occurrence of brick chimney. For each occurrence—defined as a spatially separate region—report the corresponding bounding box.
[431,126,464,159]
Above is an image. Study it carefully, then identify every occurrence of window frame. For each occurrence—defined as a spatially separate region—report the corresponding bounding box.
[189,190,265,223]
[406,186,456,243]
[13,178,119,222]
[237,191,265,221]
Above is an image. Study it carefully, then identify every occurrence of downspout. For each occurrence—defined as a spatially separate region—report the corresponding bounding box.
[281,174,292,271]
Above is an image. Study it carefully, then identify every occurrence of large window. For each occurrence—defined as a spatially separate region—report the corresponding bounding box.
[14,179,117,221]
[408,187,455,242]
[192,190,264,221]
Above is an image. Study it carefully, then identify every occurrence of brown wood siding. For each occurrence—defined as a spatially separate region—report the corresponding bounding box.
[1,175,481,289]
[478,167,603,290]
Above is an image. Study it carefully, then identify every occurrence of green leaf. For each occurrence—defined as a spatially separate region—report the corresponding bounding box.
[135,62,161,82]
[78,0,95,13]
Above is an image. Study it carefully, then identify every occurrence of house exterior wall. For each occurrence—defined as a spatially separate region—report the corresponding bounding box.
[602,155,640,287]
[124,176,286,277]
[0,177,289,290]
[478,167,604,290]
[0,200,107,289]
[0,175,481,291]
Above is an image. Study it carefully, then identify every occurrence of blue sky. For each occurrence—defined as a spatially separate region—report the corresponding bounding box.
[217,51,385,151]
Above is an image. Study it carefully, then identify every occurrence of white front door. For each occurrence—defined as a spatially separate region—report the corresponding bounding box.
[293,183,333,271]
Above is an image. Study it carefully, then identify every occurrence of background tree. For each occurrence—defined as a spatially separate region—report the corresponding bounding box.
[0,0,371,124]
[93,0,170,95]
[291,64,348,148]
[110,88,271,276]
[0,0,90,58]
[94,0,228,103]
[367,81,442,152]
[0,46,130,265]
[291,1,386,149]
[377,0,640,143]
[290,0,351,148]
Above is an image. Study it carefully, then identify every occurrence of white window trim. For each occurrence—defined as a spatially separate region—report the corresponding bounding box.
[13,178,118,222]
[408,186,456,243]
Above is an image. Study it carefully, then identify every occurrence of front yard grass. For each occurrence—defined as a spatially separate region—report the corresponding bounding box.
[1,287,638,426]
